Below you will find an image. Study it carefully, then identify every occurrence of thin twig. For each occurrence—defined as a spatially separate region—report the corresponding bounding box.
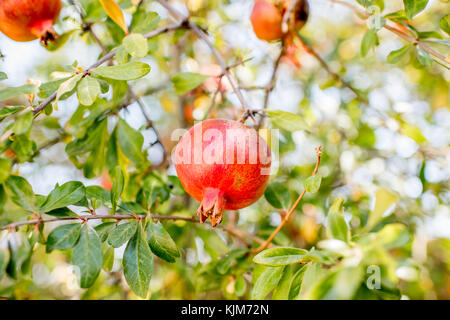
[32,22,185,115]
[298,35,367,102]
[331,0,449,67]
[253,146,322,253]
[156,0,256,122]
[0,213,266,246]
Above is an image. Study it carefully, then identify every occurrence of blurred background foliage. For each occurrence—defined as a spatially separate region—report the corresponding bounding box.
[0,0,449,300]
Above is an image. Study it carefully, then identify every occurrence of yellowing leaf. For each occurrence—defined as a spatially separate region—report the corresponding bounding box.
[364,188,398,232]
[401,122,427,144]
[100,0,129,34]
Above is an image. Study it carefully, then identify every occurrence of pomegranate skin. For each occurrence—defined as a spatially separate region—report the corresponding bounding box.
[250,0,283,41]
[0,0,61,42]
[174,119,271,226]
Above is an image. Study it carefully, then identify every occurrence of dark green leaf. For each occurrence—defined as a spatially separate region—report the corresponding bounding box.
[251,266,284,300]
[110,166,124,213]
[117,118,144,163]
[40,181,86,212]
[72,224,103,288]
[253,247,308,266]
[264,182,291,209]
[146,222,180,263]
[95,222,116,242]
[123,224,153,298]
[46,223,82,252]
[107,221,138,248]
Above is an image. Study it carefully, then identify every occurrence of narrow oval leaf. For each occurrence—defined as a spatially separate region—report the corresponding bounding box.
[147,222,180,263]
[253,247,308,266]
[264,182,291,209]
[117,118,144,163]
[304,175,322,193]
[91,61,151,81]
[361,29,378,57]
[12,110,33,135]
[171,72,208,95]
[387,45,411,64]
[251,266,284,300]
[95,222,116,242]
[110,166,124,213]
[0,84,36,102]
[0,105,24,121]
[107,221,138,248]
[4,175,35,212]
[46,223,82,253]
[40,181,86,213]
[77,76,101,106]
[72,224,103,288]
[123,225,153,298]
[266,110,308,131]
[326,198,350,243]
[99,0,129,34]
[403,0,428,20]
[56,74,82,102]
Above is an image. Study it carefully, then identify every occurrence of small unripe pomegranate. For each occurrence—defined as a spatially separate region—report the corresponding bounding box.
[100,170,112,191]
[174,119,271,227]
[250,0,283,41]
[0,0,62,45]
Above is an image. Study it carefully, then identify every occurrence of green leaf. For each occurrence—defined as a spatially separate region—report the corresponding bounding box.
[288,265,307,300]
[130,10,160,34]
[440,14,450,36]
[326,198,350,243]
[39,181,85,213]
[253,248,308,266]
[0,158,12,183]
[416,47,433,67]
[123,33,148,58]
[216,249,247,274]
[102,244,114,272]
[0,84,36,101]
[361,29,378,57]
[0,72,7,81]
[0,247,9,277]
[272,266,293,300]
[46,223,82,253]
[264,182,291,209]
[123,224,154,298]
[171,72,208,95]
[387,45,411,64]
[376,223,411,249]
[110,166,124,213]
[72,224,103,288]
[38,77,71,99]
[11,135,36,162]
[91,61,151,80]
[146,222,180,263]
[77,76,101,106]
[107,221,138,248]
[86,186,111,208]
[235,275,247,297]
[266,110,308,131]
[95,222,116,242]
[403,0,428,20]
[45,207,79,217]
[0,106,24,121]
[4,175,35,212]
[364,188,397,232]
[56,74,82,102]
[117,118,144,163]
[304,175,322,193]
[12,110,33,135]
[251,266,284,300]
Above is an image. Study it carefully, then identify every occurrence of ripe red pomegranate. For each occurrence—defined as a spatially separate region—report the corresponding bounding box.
[0,0,61,45]
[250,0,283,41]
[174,119,271,227]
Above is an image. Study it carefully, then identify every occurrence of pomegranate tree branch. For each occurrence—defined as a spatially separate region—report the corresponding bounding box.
[0,214,266,246]
[253,146,323,254]
[297,35,367,103]
[156,0,256,122]
[32,22,185,115]
[330,0,449,67]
